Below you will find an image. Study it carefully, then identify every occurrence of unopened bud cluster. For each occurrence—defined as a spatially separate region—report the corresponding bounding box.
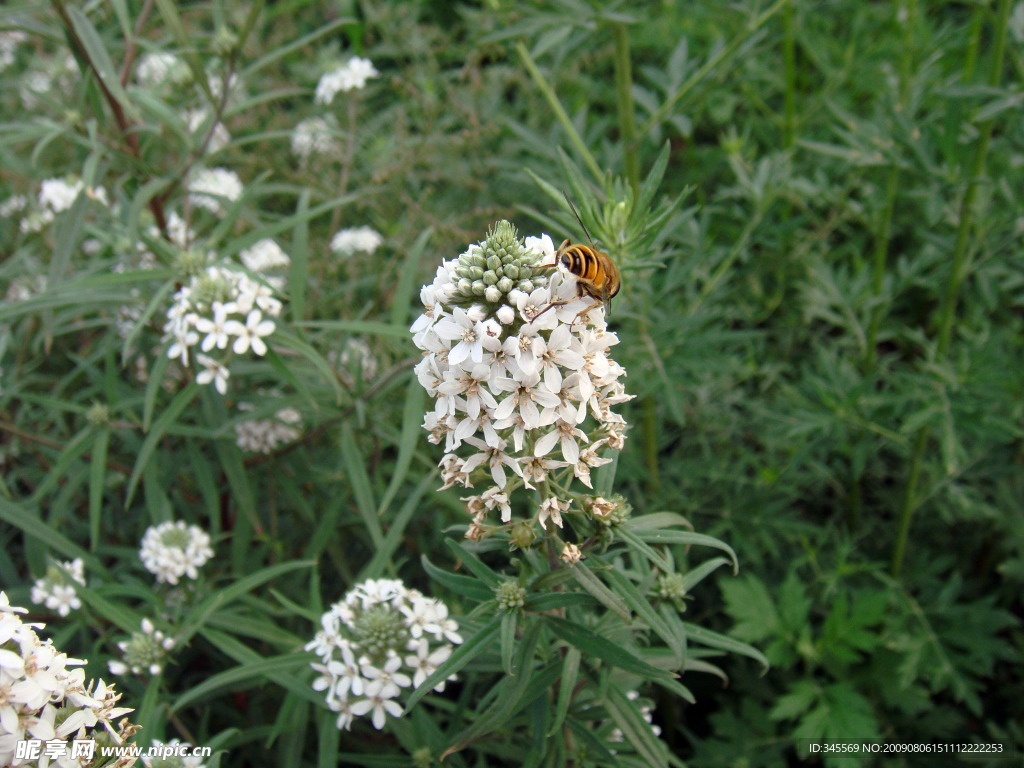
[109,618,176,676]
[495,579,527,612]
[448,221,547,307]
[306,579,463,731]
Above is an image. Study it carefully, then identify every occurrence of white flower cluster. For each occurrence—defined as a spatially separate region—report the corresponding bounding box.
[136,52,191,90]
[609,690,661,744]
[306,579,463,731]
[239,238,290,277]
[19,54,77,110]
[187,168,243,214]
[0,30,27,72]
[15,177,108,234]
[162,264,281,394]
[291,116,341,159]
[183,109,231,155]
[139,522,214,585]
[30,558,86,618]
[410,222,631,539]
[234,405,302,453]
[108,619,176,678]
[0,592,138,766]
[330,226,383,257]
[314,57,379,105]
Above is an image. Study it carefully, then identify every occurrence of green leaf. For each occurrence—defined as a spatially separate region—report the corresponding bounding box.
[77,587,142,633]
[682,622,770,672]
[0,496,109,577]
[616,528,672,572]
[548,647,581,736]
[543,616,672,682]
[170,652,314,713]
[375,378,425,519]
[290,189,311,323]
[446,539,502,588]
[390,227,432,327]
[634,530,738,572]
[152,0,215,103]
[64,6,138,119]
[404,615,502,712]
[679,557,731,594]
[635,140,672,215]
[594,449,620,497]
[30,425,94,502]
[604,684,668,768]
[720,574,780,643]
[501,611,517,675]
[360,471,436,580]
[88,427,109,552]
[127,382,198,508]
[570,562,631,622]
[620,512,693,532]
[421,556,495,602]
[241,17,354,78]
[341,423,383,549]
[605,568,683,669]
[135,673,165,750]
[523,592,600,611]
[176,560,315,647]
[264,345,316,410]
[121,279,175,366]
[567,718,623,767]
[272,328,344,405]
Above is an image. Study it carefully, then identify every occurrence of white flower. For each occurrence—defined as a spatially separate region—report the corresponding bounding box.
[240,239,290,272]
[38,178,83,213]
[136,52,190,89]
[0,195,27,218]
[314,57,379,104]
[538,496,569,529]
[224,309,275,356]
[405,639,452,691]
[0,31,27,72]
[291,116,341,158]
[139,521,214,585]
[525,233,556,263]
[196,355,229,394]
[361,656,411,699]
[234,407,302,453]
[188,167,243,213]
[194,301,236,352]
[330,226,384,256]
[561,543,583,565]
[350,692,402,730]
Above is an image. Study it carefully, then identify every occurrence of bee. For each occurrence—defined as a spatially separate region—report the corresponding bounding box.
[553,195,621,315]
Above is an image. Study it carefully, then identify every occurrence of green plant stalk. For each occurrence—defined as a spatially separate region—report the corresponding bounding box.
[609,21,659,494]
[891,0,1012,577]
[611,22,640,195]
[516,42,604,183]
[864,164,899,372]
[782,0,796,148]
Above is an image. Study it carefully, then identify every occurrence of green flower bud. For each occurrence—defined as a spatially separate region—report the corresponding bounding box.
[485,286,502,303]
[458,278,473,294]
[412,748,433,768]
[495,579,527,612]
[519,280,534,294]
[212,25,239,56]
[504,265,519,279]
[486,255,502,271]
[496,277,514,293]
[469,266,484,280]
[510,521,536,550]
[471,280,487,295]
[483,270,498,285]
[658,573,686,601]
[471,253,486,268]
[610,200,629,236]
[86,403,109,426]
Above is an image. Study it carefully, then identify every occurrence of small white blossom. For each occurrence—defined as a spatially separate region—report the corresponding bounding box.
[240,239,290,272]
[188,167,243,214]
[136,51,191,89]
[314,57,379,105]
[291,116,341,158]
[139,521,214,585]
[330,226,384,256]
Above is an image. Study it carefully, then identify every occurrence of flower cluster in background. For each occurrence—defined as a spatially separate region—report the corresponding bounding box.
[306,579,462,731]
[0,592,139,765]
[108,619,176,678]
[410,221,631,541]
[330,226,383,257]
[162,262,281,394]
[31,558,86,617]
[139,521,215,585]
[234,405,303,454]
[141,739,209,768]
[314,56,379,105]
[186,167,243,214]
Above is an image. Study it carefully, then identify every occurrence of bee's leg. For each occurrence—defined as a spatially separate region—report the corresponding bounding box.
[531,299,570,322]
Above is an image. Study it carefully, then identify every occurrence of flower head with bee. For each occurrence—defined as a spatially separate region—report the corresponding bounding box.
[411,221,633,544]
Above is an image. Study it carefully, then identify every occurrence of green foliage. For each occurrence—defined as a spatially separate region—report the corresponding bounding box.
[2,0,1022,765]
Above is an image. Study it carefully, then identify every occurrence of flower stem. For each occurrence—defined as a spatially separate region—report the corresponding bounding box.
[891,0,1012,577]
[782,0,796,148]
[516,42,604,183]
[863,164,899,371]
[611,22,639,195]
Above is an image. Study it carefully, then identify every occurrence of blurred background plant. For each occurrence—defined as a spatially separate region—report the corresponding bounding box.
[1,0,1022,765]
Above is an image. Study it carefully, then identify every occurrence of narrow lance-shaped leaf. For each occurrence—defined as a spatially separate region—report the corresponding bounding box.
[404,615,502,712]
